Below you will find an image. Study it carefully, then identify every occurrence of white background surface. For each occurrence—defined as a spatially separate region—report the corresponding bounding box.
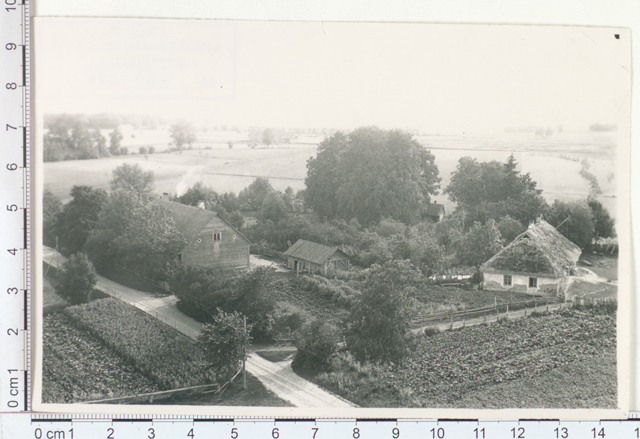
[31,0,639,410]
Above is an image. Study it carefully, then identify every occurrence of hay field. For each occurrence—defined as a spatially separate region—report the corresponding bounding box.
[44,129,618,218]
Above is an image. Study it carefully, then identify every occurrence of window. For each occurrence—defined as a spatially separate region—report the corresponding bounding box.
[213,232,222,241]
[529,277,538,288]
[503,275,512,286]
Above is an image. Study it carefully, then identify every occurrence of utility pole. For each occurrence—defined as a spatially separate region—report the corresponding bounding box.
[242,315,247,390]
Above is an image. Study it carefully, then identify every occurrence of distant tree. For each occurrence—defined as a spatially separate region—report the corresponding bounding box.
[228,141,234,149]
[147,146,155,154]
[110,163,155,201]
[55,186,108,254]
[238,177,274,210]
[292,319,341,372]
[496,215,526,244]
[91,129,109,157]
[225,211,245,231]
[262,128,275,146]
[139,146,149,155]
[305,127,440,225]
[109,127,123,155]
[179,182,219,210]
[546,200,594,248]
[43,190,62,247]
[259,192,287,223]
[348,260,419,363]
[445,154,547,228]
[282,186,295,211]
[456,220,503,268]
[198,308,252,382]
[43,116,110,161]
[220,192,241,213]
[170,121,196,150]
[588,199,616,240]
[54,252,98,304]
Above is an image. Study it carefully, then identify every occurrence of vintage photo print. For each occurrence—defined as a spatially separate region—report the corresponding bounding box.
[32,18,631,418]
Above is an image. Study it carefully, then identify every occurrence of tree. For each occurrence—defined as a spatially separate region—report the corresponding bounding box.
[110,163,155,201]
[55,186,108,254]
[456,220,503,268]
[54,252,98,304]
[109,127,123,155]
[588,199,616,240]
[445,155,547,228]
[347,260,419,363]
[262,128,275,146]
[43,190,62,247]
[496,215,526,244]
[259,192,287,223]
[43,115,110,162]
[238,177,274,210]
[228,267,278,341]
[305,127,440,225]
[546,200,594,248]
[179,181,220,210]
[198,308,252,381]
[170,121,196,150]
[139,146,149,155]
[292,320,341,372]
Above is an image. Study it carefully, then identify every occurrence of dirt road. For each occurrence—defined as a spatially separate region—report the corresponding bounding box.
[42,246,355,407]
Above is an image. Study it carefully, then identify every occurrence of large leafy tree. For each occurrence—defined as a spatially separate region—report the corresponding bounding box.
[588,199,615,240]
[198,309,252,382]
[455,220,504,268]
[546,200,594,248]
[110,163,155,201]
[305,127,440,226]
[228,267,278,341]
[347,260,420,363]
[292,319,341,372]
[43,190,62,247]
[445,154,547,228]
[54,252,98,304]
[238,177,274,210]
[55,185,108,254]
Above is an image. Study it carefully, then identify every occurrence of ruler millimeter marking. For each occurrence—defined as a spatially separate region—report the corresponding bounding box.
[0,0,30,412]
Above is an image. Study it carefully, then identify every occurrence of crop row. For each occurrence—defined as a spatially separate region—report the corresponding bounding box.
[43,313,159,403]
[62,298,216,389]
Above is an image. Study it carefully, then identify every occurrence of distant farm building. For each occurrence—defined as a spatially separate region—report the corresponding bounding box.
[425,203,445,222]
[284,239,350,276]
[480,219,581,296]
[159,199,251,270]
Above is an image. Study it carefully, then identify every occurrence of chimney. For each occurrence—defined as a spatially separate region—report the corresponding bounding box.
[162,192,169,201]
[198,200,206,210]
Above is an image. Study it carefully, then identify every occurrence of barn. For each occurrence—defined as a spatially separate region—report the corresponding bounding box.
[425,203,445,222]
[159,200,251,270]
[284,239,350,276]
[480,219,581,296]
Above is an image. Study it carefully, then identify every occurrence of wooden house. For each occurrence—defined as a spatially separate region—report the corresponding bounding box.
[425,203,445,222]
[284,239,350,276]
[159,200,251,270]
[480,219,581,296]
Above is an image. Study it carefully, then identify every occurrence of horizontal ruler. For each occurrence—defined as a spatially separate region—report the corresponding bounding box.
[1,415,640,439]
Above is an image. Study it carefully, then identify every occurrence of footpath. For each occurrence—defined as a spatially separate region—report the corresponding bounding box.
[42,246,356,408]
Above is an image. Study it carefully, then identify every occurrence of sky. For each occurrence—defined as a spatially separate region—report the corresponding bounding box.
[35,19,630,133]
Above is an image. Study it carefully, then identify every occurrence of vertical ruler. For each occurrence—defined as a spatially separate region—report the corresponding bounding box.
[0,0,30,412]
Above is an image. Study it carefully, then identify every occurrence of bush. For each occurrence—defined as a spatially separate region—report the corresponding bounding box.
[292,319,341,372]
[293,274,361,308]
[54,253,98,304]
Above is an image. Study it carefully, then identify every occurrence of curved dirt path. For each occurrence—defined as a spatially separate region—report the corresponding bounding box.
[42,246,355,407]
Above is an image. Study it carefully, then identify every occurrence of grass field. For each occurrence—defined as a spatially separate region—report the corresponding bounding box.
[304,307,616,408]
[44,129,617,219]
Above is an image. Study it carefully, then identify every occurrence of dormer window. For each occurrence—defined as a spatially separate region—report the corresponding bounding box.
[213,232,222,241]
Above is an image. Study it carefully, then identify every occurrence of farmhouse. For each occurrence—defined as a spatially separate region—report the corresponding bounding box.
[480,219,581,296]
[159,199,251,270]
[425,203,445,222]
[284,239,350,276]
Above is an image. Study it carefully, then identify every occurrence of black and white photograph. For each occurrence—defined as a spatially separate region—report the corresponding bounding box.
[33,19,631,416]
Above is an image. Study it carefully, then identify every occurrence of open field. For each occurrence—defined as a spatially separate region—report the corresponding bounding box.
[44,129,617,218]
[304,307,616,408]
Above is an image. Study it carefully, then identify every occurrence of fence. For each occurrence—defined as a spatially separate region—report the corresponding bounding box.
[86,383,220,405]
[412,296,562,328]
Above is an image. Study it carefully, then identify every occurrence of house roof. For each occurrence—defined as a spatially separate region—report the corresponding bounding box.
[426,203,445,217]
[283,239,348,265]
[481,220,581,277]
[157,200,251,245]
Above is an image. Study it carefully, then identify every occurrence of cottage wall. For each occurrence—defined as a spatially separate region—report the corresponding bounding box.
[181,217,250,270]
[483,272,560,295]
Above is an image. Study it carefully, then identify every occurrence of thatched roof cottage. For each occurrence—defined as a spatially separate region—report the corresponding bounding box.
[480,219,581,296]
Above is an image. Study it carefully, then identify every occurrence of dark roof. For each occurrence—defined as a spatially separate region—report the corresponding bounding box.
[157,200,251,245]
[283,239,348,265]
[426,203,445,217]
[481,220,581,277]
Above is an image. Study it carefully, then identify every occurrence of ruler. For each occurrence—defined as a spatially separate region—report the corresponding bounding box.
[0,0,30,413]
[1,414,640,438]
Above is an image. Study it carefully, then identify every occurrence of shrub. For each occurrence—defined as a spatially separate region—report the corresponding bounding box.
[292,319,341,372]
[54,253,98,304]
[293,274,361,308]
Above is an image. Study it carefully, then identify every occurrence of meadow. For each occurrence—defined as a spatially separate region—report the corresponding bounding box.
[44,129,618,219]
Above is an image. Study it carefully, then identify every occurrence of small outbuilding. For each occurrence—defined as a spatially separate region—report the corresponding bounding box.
[480,219,581,296]
[425,203,445,222]
[284,239,350,276]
